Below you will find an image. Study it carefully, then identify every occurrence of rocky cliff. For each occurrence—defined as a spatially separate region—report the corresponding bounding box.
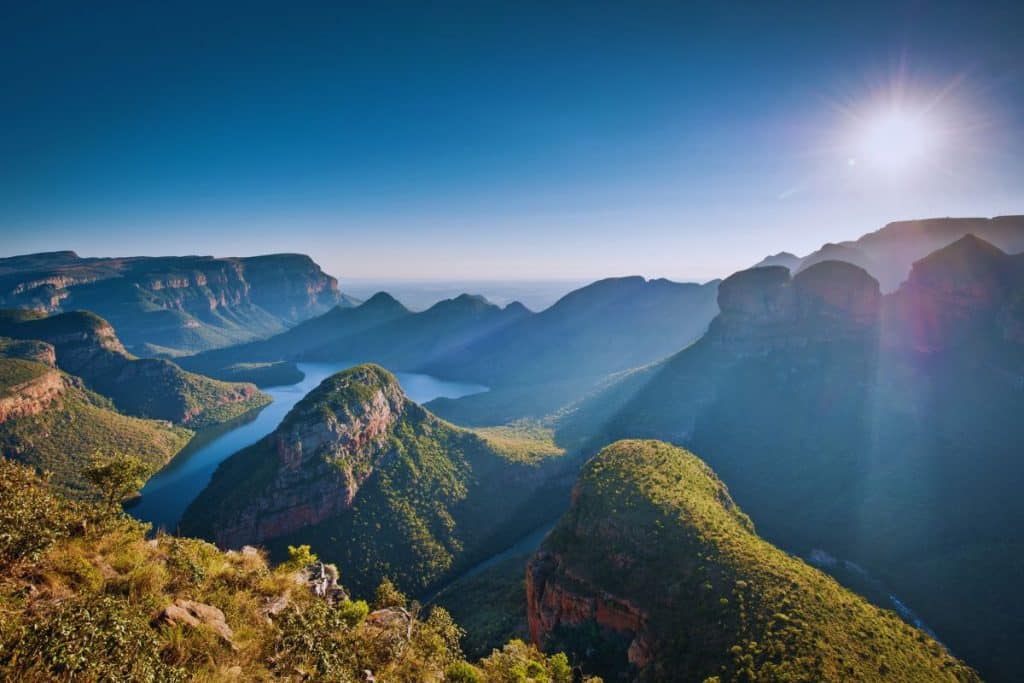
[709,260,880,355]
[0,362,68,424]
[0,309,268,428]
[181,364,566,595]
[526,440,980,682]
[0,252,353,354]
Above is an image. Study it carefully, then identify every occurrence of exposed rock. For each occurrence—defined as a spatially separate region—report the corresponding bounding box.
[0,368,68,424]
[296,561,348,603]
[526,551,652,669]
[0,310,268,427]
[206,365,405,547]
[0,251,351,355]
[153,599,235,647]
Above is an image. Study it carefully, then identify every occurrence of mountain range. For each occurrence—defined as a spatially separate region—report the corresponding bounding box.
[0,251,355,356]
[2,214,1024,680]
[754,214,1024,291]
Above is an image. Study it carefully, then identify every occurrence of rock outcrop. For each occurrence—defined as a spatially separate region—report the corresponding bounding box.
[0,366,68,424]
[710,261,880,354]
[153,599,235,647]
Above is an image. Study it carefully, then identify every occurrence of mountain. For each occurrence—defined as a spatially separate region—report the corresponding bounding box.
[0,353,191,493]
[184,276,721,424]
[0,459,582,682]
[425,276,720,424]
[755,215,1024,291]
[180,364,569,596]
[555,237,1024,680]
[0,309,269,428]
[527,440,980,682]
[0,251,354,355]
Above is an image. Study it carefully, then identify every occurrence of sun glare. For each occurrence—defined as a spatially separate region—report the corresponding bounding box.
[855,108,937,174]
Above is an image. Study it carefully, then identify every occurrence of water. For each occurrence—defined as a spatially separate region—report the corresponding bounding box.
[129,362,487,532]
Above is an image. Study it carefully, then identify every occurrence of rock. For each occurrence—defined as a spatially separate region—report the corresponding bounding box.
[0,368,68,424]
[526,551,652,669]
[153,599,235,648]
[199,366,407,547]
[297,561,348,603]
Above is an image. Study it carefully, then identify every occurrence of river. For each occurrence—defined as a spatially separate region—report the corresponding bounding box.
[129,362,487,531]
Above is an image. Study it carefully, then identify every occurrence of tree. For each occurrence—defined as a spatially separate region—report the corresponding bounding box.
[83,452,149,512]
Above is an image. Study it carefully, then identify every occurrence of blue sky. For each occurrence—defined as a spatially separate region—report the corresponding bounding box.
[2,1,1022,281]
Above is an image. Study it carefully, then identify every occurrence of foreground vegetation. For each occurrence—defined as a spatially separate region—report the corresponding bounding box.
[0,458,593,681]
[182,365,570,598]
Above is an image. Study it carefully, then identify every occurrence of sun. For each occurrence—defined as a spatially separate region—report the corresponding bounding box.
[855,108,936,173]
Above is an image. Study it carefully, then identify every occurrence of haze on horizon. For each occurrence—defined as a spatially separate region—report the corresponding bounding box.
[3,1,1022,283]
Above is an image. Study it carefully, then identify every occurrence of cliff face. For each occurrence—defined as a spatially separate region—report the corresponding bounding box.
[0,310,268,428]
[0,364,68,424]
[0,252,350,354]
[526,440,980,682]
[181,364,566,595]
[207,365,407,547]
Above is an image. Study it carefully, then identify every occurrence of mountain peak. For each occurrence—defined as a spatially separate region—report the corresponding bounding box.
[357,292,409,316]
[909,233,1010,287]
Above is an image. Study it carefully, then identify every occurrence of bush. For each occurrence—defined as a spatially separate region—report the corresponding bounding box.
[0,594,183,681]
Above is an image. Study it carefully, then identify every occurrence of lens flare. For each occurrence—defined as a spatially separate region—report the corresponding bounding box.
[857,108,936,173]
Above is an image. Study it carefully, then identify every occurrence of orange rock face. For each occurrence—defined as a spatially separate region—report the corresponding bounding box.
[526,551,654,670]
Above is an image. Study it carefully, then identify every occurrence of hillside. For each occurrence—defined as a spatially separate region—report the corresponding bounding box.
[0,458,584,682]
[0,357,191,493]
[754,214,1024,291]
[555,239,1024,680]
[0,309,270,428]
[0,251,354,355]
[528,440,980,682]
[181,364,570,596]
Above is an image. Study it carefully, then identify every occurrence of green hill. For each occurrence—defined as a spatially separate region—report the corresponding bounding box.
[0,357,191,494]
[528,440,980,682]
[181,364,569,596]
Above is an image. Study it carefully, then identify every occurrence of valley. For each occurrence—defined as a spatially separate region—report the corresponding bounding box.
[129,362,488,531]
[2,215,1023,681]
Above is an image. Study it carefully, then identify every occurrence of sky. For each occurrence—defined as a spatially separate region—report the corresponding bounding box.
[2,1,1023,282]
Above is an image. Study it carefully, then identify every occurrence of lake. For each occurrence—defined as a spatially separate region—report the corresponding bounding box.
[129,362,487,531]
